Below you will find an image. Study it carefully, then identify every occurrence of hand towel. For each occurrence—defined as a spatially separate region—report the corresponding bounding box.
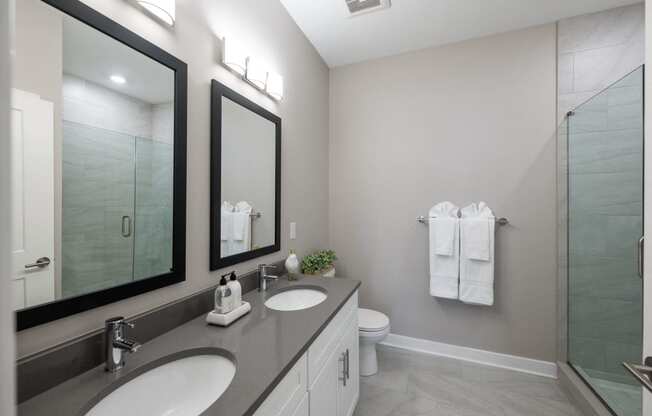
[429,201,460,300]
[459,202,495,306]
[221,201,234,241]
[230,201,253,254]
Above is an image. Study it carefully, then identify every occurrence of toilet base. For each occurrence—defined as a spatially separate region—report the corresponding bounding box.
[359,341,378,376]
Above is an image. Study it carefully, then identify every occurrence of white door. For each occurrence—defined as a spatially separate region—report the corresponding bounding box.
[10,89,55,309]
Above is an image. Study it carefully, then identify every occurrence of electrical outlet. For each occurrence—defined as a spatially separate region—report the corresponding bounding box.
[290,222,296,240]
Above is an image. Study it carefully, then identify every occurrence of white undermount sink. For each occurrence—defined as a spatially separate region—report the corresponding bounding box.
[265,286,327,311]
[85,352,236,416]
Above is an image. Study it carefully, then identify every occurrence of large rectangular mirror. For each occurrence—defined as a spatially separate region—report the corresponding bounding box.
[12,0,187,330]
[210,81,281,270]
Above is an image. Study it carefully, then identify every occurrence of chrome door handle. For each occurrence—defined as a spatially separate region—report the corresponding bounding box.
[339,352,347,386]
[623,357,652,392]
[638,236,644,278]
[25,257,51,269]
[122,216,132,238]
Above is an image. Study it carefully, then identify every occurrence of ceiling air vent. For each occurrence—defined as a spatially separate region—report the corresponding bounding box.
[345,0,391,17]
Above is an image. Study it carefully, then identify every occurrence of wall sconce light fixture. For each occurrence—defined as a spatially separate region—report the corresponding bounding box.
[137,0,175,26]
[221,38,284,101]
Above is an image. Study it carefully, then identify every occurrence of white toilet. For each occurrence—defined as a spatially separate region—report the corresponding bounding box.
[358,308,390,376]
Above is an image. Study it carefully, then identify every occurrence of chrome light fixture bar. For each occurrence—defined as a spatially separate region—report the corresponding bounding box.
[137,0,175,26]
[221,38,284,101]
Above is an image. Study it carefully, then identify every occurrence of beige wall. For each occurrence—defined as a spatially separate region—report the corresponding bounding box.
[329,24,558,361]
[16,0,330,357]
[1,0,15,412]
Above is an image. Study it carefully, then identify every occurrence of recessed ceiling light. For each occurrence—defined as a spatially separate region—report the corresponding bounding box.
[110,75,127,85]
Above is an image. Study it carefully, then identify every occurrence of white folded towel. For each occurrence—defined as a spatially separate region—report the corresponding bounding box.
[221,201,234,241]
[461,219,490,261]
[459,202,495,306]
[428,202,460,300]
[230,201,253,254]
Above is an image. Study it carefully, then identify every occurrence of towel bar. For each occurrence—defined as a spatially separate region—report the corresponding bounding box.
[416,216,508,226]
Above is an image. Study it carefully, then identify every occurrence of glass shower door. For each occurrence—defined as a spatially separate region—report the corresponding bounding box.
[62,121,136,297]
[567,67,644,416]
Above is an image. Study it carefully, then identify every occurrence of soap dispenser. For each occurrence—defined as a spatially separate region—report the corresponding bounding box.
[227,271,242,309]
[214,274,233,314]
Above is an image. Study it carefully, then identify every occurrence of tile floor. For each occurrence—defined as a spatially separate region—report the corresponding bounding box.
[353,346,583,416]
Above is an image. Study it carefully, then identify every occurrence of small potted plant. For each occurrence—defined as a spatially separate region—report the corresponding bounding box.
[301,250,337,277]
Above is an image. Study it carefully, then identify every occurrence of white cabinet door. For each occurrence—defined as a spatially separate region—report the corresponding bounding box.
[337,316,359,416]
[309,347,339,416]
[254,354,307,416]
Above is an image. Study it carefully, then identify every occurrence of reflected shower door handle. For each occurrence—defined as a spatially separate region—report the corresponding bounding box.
[638,236,644,278]
[122,216,132,238]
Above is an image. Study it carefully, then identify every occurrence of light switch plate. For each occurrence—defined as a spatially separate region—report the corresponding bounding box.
[290,222,296,240]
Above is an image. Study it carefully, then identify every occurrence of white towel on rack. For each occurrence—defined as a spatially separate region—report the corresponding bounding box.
[221,201,234,241]
[429,202,460,300]
[459,202,495,306]
[230,201,252,254]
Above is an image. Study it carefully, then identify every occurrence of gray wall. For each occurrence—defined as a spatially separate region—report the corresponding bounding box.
[557,3,645,121]
[1,0,15,413]
[329,24,558,361]
[16,0,330,357]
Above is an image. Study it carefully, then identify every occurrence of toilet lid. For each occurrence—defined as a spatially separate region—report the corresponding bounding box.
[358,308,389,332]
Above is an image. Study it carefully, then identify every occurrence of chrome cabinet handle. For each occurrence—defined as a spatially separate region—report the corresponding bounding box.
[25,257,51,269]
[122,216,132,238]
[623,357,652,392]
[638,236,644,278]
[345,348,350,380]
[339,352,347,386]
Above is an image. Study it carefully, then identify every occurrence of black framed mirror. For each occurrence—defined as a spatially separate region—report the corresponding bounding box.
[210,80,281,270]
[13,0,187,330]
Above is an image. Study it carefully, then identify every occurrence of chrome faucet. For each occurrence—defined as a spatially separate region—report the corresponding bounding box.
[258,264,279,292]
[105,316,141,372]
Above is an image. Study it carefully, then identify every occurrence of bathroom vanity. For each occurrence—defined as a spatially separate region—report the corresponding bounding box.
[17,276,360,416]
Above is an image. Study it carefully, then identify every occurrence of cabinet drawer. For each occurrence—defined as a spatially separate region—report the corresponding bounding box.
[254,353,308,416]
[308,291,358,387]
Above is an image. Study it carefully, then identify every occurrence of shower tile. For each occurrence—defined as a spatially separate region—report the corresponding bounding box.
[568,336,606,372]
[569,295,642,346]
[603,341,643,379]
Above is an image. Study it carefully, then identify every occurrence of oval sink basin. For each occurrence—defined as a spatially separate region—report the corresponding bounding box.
[265,286,327,311]
[85,353,235,416]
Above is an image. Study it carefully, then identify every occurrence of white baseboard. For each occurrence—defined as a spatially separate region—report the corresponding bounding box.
[380,333,558,379]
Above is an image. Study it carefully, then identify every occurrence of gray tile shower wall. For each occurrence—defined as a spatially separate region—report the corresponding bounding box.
[16,263,280,403]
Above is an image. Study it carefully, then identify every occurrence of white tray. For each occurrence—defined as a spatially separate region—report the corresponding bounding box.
[206,301,251,327]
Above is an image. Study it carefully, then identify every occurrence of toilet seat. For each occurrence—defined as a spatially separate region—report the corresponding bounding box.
[358,308,390,332]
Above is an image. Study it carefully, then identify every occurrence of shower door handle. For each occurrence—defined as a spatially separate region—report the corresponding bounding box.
[122,216,132,238]
[623,357,652,392]
[638,236,644,278]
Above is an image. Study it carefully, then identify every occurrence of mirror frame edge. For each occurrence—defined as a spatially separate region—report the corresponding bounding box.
[209,80,282,271]
[16,0,188,331]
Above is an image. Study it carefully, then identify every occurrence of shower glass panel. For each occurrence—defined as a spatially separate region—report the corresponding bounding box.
[62,122,174,298]
[62,122,135,297]
[567,66,644,416]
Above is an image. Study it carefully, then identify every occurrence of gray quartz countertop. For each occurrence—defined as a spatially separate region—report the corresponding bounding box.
[18,275,360,416]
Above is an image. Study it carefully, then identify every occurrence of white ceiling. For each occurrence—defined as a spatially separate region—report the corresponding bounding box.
[62,15,174,104]
[280,0,642,67]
